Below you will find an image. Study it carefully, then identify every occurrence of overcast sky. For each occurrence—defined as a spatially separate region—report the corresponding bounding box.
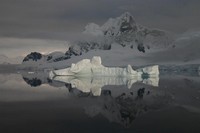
[0,0,200,57]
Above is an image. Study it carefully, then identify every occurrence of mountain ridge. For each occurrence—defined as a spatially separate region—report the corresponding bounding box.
[62,12,173,60]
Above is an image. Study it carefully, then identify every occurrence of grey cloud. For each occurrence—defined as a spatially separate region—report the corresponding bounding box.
[0,0,200,57]
[1,0,200,36]
[118,0,200,32]
[0,37,69,57]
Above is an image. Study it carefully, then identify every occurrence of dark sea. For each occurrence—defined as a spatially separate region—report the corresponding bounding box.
[0,64,200,133]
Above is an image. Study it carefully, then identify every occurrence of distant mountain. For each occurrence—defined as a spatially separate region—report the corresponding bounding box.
[84,12,171,42]
[83,12,172,49]
[0,54,22,64]
[21,13,200,68]
[22,12,173,64]
[22,51,67,66]
[63,12,173,59]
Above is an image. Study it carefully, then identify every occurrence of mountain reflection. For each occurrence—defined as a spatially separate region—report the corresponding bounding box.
[5,66,200,129]
[83,87,172,127]
[21,71,66,88]
[19,71,174,127]
[23,77,42,87]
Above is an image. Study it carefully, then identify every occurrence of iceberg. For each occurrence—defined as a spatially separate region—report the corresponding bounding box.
[49,56,159,96]
[49,56,159,78]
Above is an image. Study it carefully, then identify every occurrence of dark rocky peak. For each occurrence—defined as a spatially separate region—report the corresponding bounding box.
[23,52,42,62]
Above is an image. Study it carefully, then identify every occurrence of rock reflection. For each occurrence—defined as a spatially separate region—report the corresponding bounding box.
[137,87,145,99]
[23,77,42,87]
[20,71,66,88]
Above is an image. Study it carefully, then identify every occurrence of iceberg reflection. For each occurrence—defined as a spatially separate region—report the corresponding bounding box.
[52,75,159,96]
[20,68,159,96]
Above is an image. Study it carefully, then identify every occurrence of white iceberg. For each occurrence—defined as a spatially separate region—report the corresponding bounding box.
[49,56,159,78]
[49,56,159,96]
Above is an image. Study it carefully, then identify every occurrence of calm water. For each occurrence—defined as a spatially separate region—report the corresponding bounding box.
[0,65,200,133]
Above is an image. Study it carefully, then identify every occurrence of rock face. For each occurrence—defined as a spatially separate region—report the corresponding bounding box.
[21,51,69,67]
[64,38,112,58]
[23,52,42,62]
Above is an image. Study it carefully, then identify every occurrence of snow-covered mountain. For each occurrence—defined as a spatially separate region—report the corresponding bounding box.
[21,12,174,68]
[20,12,200,68]
[21,51,68,67]
[0,54,22,64]
[21,30,200,69]
[83,12,172,50]
[68,12,173,56]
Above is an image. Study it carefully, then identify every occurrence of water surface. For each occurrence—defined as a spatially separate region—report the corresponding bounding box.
[0,65,200,133]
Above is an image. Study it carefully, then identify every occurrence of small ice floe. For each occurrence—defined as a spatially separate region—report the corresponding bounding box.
[28,72,35,74]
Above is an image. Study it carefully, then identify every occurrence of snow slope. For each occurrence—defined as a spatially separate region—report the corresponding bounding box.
[143,31,200,64]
